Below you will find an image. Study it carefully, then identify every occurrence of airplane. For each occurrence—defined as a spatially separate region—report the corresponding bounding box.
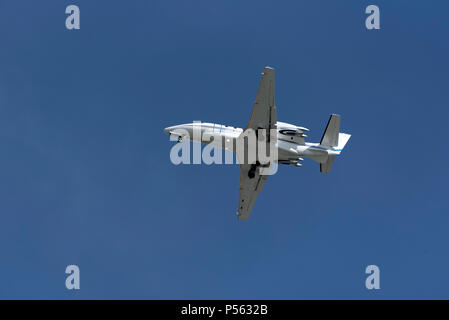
[164,67,351,220]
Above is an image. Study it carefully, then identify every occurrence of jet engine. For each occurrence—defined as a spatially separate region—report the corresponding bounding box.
[277,122,309,144]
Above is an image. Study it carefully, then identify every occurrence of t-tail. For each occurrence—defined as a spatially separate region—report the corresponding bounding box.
[319,114,351,174]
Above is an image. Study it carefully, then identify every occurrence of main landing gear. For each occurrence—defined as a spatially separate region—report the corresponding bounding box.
[248,163,257,179]
[247,161,269,179]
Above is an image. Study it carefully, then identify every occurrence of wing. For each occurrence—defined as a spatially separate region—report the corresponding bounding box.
[245,67,277,134]
[237,164,269,220]
[236,67,277,220]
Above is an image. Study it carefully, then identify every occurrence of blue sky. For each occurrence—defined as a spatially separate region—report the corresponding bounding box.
[0,0,448,299]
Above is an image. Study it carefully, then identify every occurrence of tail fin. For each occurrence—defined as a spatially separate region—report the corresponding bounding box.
[320,114,340,147]
[319,114,351,174]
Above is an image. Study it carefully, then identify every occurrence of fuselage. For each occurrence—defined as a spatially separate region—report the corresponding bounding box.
[164,122,340,165]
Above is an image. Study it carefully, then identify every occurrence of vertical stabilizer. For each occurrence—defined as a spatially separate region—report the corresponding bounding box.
[318,114,351,174]
[320,114,340,148]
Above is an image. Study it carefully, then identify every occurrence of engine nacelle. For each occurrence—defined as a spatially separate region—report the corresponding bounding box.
[276,121,309,132]
[276,122,309,143]
[278,129,307,138]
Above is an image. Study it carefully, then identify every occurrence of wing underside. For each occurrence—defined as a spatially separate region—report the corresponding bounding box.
[237,164,269,220]
[245,67,277,133]
[237,67,277,220]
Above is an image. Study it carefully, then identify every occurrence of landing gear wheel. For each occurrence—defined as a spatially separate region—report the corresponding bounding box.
[248,163,259,179]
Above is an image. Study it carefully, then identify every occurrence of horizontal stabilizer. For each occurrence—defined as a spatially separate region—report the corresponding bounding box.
[320,155,335,174]
[336,133,351,153]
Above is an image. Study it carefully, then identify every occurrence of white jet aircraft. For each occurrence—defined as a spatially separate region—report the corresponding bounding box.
[164,67,351,220]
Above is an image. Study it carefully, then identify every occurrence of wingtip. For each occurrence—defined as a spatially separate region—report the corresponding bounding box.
[236,212,249,221]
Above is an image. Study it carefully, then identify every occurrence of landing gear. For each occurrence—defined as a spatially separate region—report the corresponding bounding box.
[248,165,256,179]
[177,136,183,143]
[247,161,261,179]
